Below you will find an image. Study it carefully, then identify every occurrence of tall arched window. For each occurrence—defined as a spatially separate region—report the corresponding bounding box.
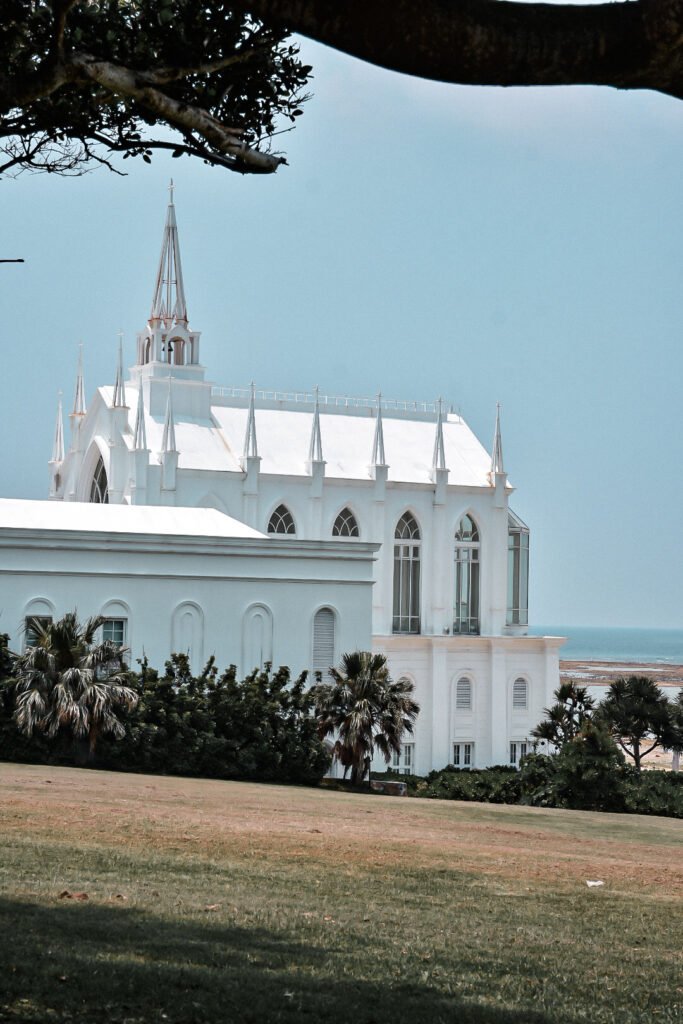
[393,512,421,634]
[268,504,296,535]
[89,456,109,504]
[454,514,479,635]
[333,508,359,538]
[312,607,336,678]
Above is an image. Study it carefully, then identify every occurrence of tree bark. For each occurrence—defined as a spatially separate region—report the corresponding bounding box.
[232,0,683,101]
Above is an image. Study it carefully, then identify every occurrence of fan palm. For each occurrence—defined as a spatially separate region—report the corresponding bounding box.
[312,651,419,786]
[12,612,138,760]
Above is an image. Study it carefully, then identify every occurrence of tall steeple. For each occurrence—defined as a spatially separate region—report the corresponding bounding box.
[308,386,324,464]
[243,383,258,460]
[112,331,127,408]
[371,393,387,468]
[72,343,86,418]
[150,180,188,329]
[133,385,147,451]
[432,397,446,473]
[491,402,505,477]
[161,377,177,454]
[50,392,65,464]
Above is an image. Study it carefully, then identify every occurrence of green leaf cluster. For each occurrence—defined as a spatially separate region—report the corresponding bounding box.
[99,652,330,785]
[1,1,311,174]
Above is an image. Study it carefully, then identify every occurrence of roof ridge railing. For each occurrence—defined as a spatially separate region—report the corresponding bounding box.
[210,385,456,416]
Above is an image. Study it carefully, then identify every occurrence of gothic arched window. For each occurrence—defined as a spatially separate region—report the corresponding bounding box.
[393,512,421,634]
[89,456,109,504]
[332,508,359,538]
[268,504,296,535]
[454,514,480,635]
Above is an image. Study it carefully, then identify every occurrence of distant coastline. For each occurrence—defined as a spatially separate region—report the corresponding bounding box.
[532,625,683,665]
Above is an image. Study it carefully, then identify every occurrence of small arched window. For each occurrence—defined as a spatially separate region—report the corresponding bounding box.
[395,512,421,541]
[512,678,528,710]
[455,676,473,711]
[393,512,421,634]
[333,508,359,538]
[454,514,480,635]
[312,607,336,678]
[268,504,296,535]
[89,456,109,504]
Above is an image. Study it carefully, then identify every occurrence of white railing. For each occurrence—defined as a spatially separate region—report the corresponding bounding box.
[210,385,456,416]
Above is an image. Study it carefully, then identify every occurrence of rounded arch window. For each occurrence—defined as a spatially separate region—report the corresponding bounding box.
[333,508,359,538]
[455,676,473,711]
[393,512,421,634]
[268,504,296,535]
[89,455,109,504]
[454,514,480,635]
[512,677,528,710]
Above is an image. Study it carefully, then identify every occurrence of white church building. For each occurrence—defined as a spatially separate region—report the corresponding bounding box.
[0,190,563,774]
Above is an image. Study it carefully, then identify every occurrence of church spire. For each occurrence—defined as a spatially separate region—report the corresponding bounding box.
[72,343,86,417]
[432,397,446,472]
[308,386,324,463]
[134,384,147,451]
[371,393,387,467]
[112,332,127,408]
[491,402,505,476]
[51,392,65,463]
[243,383,258,459]
[150,180,188,328]
[161,377,177,453]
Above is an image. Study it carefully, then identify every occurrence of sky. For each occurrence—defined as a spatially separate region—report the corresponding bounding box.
[1,30,682,630]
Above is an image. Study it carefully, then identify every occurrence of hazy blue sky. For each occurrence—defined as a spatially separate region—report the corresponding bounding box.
[1,34,682,630]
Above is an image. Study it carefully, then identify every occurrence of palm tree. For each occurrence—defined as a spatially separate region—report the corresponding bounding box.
[312,651,419,787]
[12,612,138,760]
[597,675,675,772]
[531,681,596,749]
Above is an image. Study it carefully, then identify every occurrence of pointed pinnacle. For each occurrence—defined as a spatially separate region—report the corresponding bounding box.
[51,391,65,463]
[371,392,387,467]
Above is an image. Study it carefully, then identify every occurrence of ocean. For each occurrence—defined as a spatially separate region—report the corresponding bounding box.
[531,626,683,664]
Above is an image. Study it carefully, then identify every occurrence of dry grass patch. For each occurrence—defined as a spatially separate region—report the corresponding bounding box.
[0,764,681,1024]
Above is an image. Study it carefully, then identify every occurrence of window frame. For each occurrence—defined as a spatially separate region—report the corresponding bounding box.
[507,512,530,626]
[332,507,360,538]
[89,455,109,504]
[509,740,529,767]
[453,742,475,769]
[267,504,296,536]
[392,512,421,635]
[453,514,480,635]
[391,742,415,775]
[24,615,52,649]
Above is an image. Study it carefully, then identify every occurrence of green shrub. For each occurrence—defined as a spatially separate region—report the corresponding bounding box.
[622,769,683,818]
[421,765,521,804]
[519,753,559,807]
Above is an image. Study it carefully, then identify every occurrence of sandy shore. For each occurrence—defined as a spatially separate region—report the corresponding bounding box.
[560,659,683,689]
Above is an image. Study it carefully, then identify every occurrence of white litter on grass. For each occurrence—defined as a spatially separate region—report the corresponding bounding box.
[586,880,605,887]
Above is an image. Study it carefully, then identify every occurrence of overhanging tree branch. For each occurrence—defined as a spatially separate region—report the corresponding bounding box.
[70,54,285,173]
[232,0,683,100]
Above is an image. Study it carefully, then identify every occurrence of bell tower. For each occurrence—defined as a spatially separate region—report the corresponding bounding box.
[131,182,211,421]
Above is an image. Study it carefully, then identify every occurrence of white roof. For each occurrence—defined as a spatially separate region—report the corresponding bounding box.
[0,498,265,539]
[98,385,494,487]
[213,406,489,486]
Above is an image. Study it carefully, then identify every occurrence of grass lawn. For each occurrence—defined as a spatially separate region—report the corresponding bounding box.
[0,764,681,1024]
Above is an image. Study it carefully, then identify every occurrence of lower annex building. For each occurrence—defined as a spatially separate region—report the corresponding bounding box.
[0,189,563,775]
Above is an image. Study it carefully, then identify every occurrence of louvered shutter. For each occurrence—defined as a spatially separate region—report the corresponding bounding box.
[456,677,472,710]
[313,608,335,675]
[512,678,528,709]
